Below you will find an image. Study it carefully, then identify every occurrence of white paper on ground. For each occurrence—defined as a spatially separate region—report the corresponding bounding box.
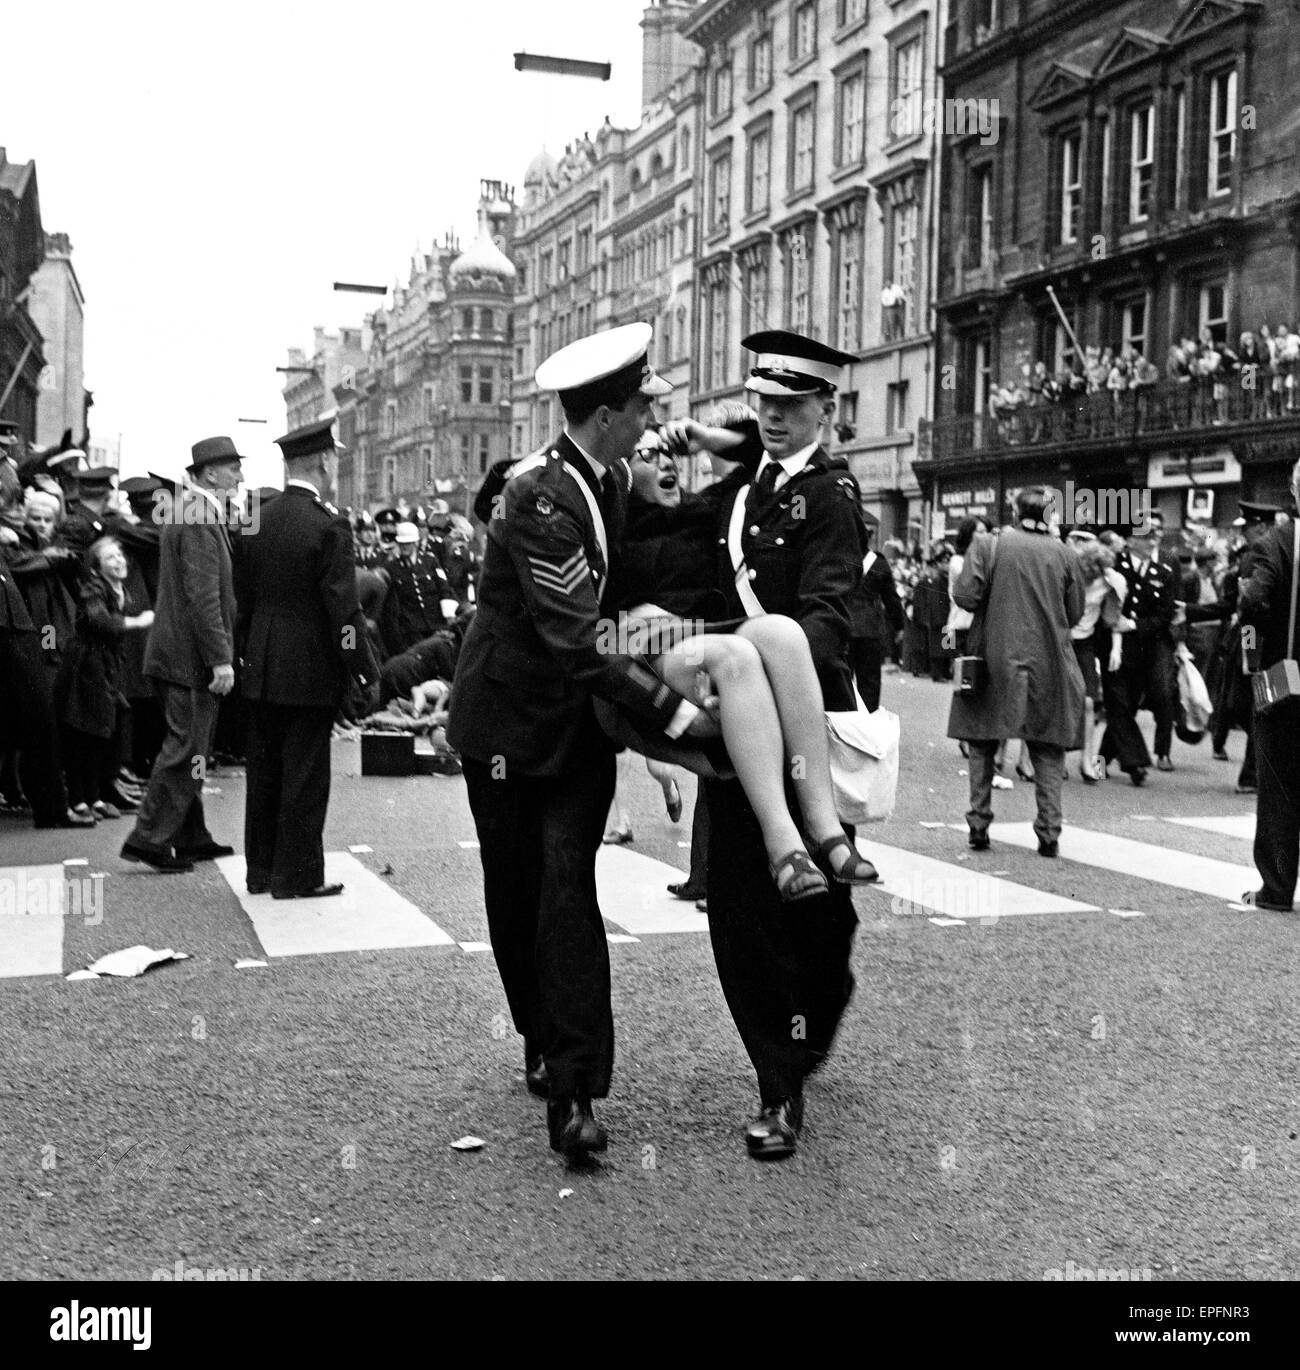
[234,958,268,969]
[450,1136,486,1151]
[85,946,190,978]
[65,969,100,982]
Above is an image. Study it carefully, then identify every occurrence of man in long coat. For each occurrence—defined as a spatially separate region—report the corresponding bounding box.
[948,486,1086,856]
[121,439,240,872]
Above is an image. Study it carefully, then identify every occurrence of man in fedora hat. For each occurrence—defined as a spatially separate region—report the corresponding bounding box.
[120,436,242,873]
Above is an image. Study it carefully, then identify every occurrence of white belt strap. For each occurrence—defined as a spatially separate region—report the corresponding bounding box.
[509,452,608,603]
[726,484,765,617]
[862,550,877,576]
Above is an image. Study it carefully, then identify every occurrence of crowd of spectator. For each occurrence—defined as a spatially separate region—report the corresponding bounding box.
[0,448,480,829]
[984,323,1300,443]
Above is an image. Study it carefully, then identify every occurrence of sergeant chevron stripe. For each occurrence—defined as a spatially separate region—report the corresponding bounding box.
[528,549,593,596]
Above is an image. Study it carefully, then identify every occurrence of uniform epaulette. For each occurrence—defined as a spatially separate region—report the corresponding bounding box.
[835,475,859,501]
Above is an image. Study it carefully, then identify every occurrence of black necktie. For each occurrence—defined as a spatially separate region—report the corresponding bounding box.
[757,462,781,497]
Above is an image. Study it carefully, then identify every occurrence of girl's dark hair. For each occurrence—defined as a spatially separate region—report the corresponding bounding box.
[954,516,988,556]
[84,535,121,577]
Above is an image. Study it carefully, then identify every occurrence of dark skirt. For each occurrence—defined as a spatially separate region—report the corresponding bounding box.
[593,612,746,779]
[1072,636,1102,705]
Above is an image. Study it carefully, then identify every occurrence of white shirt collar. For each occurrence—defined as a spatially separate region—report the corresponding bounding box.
[756,441,819,489]
[286,478,321,497]
[562,430,608,488]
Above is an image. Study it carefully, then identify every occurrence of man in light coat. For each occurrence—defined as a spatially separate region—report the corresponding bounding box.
[120,437,240,873]
[948,486,1086,856]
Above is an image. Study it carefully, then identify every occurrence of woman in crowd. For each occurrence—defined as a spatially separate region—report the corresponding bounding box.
[1068,535,1127,782]
[53,536,154,821]
[596,410,881,901]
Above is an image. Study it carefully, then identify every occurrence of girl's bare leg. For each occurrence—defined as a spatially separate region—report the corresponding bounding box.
[734,615,874,876]
[645,757,681,819]
[654,634,805,866]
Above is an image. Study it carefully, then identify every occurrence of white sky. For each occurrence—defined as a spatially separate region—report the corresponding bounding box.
[6,0,647,488]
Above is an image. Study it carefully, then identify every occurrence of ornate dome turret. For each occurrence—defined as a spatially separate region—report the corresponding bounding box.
[448,211,517,289]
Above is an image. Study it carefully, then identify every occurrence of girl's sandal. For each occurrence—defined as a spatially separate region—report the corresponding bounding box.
[769,850,829,903]
[812,834,881,886]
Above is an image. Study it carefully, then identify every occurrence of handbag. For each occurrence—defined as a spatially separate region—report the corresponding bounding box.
[953,535,999,696]
[1251,522,1300,714]
[1175,642,1213,739]
[726,481,899,823]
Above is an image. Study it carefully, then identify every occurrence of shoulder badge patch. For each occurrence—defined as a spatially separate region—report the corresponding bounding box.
[535,493,554,517]
[836,476,858,501]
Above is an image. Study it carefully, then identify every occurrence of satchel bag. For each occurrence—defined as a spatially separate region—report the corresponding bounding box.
[1251,522,1300,714]
[824,685,900,824]
[953,535,999,697]
[726,481,899,824]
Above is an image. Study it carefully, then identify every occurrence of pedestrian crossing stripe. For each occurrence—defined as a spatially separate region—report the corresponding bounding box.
[214,853,455,957]
[1164,815,1256,841]
[0,865,67,979]
[861,842,1100,920]
[975,824,1255,903]
[596,847,710,935]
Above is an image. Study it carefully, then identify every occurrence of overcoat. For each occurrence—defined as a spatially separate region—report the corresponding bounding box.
[947,527,1086,746]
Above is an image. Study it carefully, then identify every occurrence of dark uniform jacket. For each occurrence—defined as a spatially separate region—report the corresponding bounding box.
[849,549,906,642]
[715,445,865,711]
[1115,550,1176,641]
[1239,522,1300,670]
[448,433,693,777]
[143,490,236,690]
[58,500,109,555]
[379,552,454,658]
[235,484,377,709]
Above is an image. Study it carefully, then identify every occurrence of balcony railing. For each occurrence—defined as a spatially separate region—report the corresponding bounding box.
[919,378,1300,465]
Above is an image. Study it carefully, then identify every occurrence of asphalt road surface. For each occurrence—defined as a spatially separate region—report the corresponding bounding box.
[1,670,1297,1281]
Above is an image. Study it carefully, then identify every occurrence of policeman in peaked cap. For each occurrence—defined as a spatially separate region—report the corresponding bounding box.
[236,415,377,899]
[448,321,698,1160]
[60,464,117,554]
[703,328,878,1162]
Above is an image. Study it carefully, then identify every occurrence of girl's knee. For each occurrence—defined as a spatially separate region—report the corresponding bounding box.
[743,613,804,648]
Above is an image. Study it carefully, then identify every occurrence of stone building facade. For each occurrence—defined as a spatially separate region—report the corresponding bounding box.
[921,0,1300,534]
[27,231,87,449]
[680,0,945,536]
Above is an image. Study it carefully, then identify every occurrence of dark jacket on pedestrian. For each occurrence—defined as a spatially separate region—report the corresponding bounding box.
[947,527,1086,746]
[144,489,235,689]
[1239,521,1300,670]
[55,573,132,739]
[236,483,377,709]
[848,548,905,642]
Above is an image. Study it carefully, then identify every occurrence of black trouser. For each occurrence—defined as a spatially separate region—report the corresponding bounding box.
[63,725,110,808]
[462,748,617,1101]
[1253,701,1300,908]
[244,701,335,895]
[682,779,709,890]
[704,776,858,1105]
[128,694,166,777]
[1100,635,1174,771]
[0,631,69,824]
[849,636,884,712]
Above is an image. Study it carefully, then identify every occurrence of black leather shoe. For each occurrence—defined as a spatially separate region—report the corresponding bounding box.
[547,1097,607,1157]
[968,829,990,851]
[1038,840,1059,858]
[746,1096,803,1160]
[272,882,345,900]
[667,879,707,900]
[525,1056,550,1099]
[1155,755,1174,772]
[176,841,235,861]
[120,840,194,873]
[247,881,270,895]
[1129,767,1148,787]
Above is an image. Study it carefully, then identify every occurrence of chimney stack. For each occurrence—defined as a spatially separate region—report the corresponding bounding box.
[640,1,697,109]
